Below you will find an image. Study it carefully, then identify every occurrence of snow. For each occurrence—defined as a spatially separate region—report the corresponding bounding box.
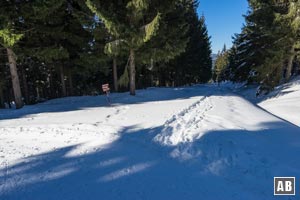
[0,81,300,200]
[258,77,300,126]
[226,77,300,126]
[154,95,280,147]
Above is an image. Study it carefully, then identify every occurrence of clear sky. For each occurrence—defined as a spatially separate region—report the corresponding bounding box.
[197,0,249,54]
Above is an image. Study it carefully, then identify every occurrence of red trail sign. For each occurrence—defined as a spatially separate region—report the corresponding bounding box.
[102,84,111,105]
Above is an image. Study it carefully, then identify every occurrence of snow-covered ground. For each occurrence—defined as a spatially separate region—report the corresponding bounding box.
[226,77,300,126]
[259,78,300,126]
[0,80,300,200]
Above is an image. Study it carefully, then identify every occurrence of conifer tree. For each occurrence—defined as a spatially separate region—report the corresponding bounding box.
[0,1,25,108]
[21,0,95,97]
[282,0,300,81]
[136,0,192,86]
[166,8,212,86]
[128,0,210,87]
[214,46,230,83]
[229,0,300,88]
[86,0,185,95]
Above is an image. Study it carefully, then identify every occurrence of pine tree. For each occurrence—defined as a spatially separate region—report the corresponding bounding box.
[171,13,212,85]
[0,1,25,108]
[214,46,230,83]
[86,0,187,95]
[138,0,211,87]
[229,0,300,89]
[136,0,192,86]
[282,0,300,81]
[20,0,96,98]
[197,16,213,83]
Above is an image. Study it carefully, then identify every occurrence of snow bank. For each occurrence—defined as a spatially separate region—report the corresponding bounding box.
[259,77,300,126]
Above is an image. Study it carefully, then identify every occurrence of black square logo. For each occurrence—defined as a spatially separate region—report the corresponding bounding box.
[274,177,295,195]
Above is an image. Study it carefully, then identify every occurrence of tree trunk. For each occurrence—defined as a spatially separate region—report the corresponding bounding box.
[59,65,67,97]
[129,49,136,95]
[36,87,40,100]
[159,66,166,87]
[49,66,55,99]
[8,89,13,108]
[0,88,4,108]
[113,58,118,92]
[68,68,73,96]
[7,48,23,109]
[285,47,295,82]
[20,65,29,104]
[150,74,154,87]
[149,59,154,87]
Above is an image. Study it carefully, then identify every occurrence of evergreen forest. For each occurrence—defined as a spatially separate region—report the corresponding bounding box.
[1,0,299,109]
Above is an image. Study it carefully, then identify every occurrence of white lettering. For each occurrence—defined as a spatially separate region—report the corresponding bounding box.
[277,181,284,192]
[285,181,292,192]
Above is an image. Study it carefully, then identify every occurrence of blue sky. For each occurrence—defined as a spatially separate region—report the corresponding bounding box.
[197,0,249,53]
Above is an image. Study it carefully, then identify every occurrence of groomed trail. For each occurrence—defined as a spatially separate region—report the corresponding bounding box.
[0,83,300,200]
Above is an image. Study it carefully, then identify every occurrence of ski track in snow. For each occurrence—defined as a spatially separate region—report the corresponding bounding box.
[105,105,130,122]
[154,96,213,146]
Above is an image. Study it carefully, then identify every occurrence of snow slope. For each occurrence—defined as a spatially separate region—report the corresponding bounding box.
[259,77,300,126]
[0,84,300,200]
[224,77,300,127]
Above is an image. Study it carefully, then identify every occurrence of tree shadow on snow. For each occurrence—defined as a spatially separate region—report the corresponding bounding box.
[1,122,300,200]
[0,85,215,120]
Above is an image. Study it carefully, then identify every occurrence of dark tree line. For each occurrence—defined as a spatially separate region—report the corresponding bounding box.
[214,0,300,92]
[0,0,212,109]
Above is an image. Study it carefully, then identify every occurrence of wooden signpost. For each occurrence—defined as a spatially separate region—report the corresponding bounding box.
[102,83,111,105]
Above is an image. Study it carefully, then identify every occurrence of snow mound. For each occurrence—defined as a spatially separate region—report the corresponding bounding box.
[153,92,285,165]
[154,96,213,146]
[154,94,280,147]
[259,77,300,126]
